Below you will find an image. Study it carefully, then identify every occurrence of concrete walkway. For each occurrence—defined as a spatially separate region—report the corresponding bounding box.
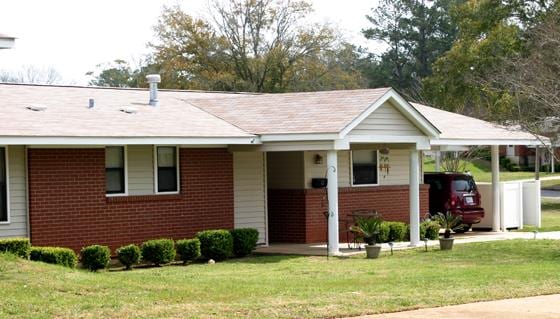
[351,294,560,319]
[255,231,560,256]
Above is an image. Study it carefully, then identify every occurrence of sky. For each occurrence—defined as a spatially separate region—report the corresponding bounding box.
[0,0,381,85]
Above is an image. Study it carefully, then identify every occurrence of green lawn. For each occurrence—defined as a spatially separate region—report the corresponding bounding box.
[424,158,560,182]
[520,198,560,232]
[2,240,560,318]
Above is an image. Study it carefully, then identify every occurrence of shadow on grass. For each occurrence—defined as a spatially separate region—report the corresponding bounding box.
[222,254,305,264]
[542,200,560,211]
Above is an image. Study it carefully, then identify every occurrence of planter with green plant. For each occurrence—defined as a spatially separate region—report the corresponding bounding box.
[432,212,463,250]
[350,215,383,258]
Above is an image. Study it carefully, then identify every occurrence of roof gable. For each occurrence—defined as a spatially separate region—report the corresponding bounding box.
[339,89,439,139]
[348,101,423,137]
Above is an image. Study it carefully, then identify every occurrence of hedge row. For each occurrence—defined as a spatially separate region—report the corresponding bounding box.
[0,238,31,258]
[30,246,78,268]
[79,228,259,271]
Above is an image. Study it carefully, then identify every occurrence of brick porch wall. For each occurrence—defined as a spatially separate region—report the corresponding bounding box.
[268,185,430,244]
[28,148,234,253]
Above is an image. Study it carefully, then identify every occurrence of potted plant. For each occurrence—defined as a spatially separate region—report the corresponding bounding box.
[432,212,463,250]
[350,215,383,258]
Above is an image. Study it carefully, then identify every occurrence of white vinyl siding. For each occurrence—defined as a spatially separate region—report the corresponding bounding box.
[127,145,154,195]
[378,149,409,185]
[266,151,304,189]
[0,146,27,238]
[233,152,267,244]
[304,151,350,188]
[303,149,410,188]
[349,101,423,136]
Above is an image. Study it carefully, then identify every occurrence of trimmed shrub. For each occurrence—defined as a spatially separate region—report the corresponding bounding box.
[423,221,441,240]
[141,239,176,266]
[386,222,408,242]
[176,239,201,264]
[81,245,110,271]
[419,222,427,240]
[0,238,31,258]
[376,223,390,243]
[116,244,141,270]
[30,246,78,268]
[230,228,259,257]
[197,230,233,261]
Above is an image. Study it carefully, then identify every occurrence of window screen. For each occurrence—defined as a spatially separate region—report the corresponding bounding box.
[352,150,378,185]
[105,146,125,194]
[157,147,178,193]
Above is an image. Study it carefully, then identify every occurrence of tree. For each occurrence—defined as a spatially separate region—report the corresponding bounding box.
[86,59,146,88]
[0,65,62,84]
[362,0,463,98]
[147,1,365,92]
[423,0,556,117]
[485,9,560,139]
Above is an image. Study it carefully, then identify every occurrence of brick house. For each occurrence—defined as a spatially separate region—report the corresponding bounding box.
[0,81,545,254]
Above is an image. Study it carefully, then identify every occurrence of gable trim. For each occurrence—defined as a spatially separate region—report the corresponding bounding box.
[339,89,440,139]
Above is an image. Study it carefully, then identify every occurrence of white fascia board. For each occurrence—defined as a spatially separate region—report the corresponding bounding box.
[348,135,431,145]
[0,136,261,146]
[431,138,550,146]
[259,133,339,142]
[339,89,440,139]
[0,38,15,49]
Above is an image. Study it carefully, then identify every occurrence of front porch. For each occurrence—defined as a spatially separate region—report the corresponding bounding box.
[256,230,560,256]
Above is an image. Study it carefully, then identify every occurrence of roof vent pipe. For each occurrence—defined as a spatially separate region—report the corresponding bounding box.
[146,74,161,106]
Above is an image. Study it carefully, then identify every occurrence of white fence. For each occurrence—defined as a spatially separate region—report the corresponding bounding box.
[477,180,541,230]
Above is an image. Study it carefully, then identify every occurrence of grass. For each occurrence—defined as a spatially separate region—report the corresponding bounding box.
[2,240,560,318]
[541,179,560,189]
[520,198,560,232]
[424,158,560,183]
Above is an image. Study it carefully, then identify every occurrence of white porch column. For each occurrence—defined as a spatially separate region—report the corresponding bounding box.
[551,148,555,173]
[435,151,441,172]
[535,146,540,180]
[409,149,420,246]
[326,150,340,255]
[491,145,501,232]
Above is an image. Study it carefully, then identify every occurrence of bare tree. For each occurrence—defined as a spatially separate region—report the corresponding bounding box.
[484,11,560,157]
[0,65,63,84]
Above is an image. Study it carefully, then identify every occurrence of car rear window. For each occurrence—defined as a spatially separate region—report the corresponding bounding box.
[425,176,444,191]
[452,176,476,192]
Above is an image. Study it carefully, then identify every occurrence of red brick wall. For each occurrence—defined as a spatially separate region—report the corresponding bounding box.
[28,148,234,253]
[268,185,430,243]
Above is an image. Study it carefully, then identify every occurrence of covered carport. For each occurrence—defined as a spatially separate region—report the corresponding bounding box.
[414,103,549,232]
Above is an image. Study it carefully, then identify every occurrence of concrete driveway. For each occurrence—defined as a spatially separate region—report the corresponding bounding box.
[351,294,560,319]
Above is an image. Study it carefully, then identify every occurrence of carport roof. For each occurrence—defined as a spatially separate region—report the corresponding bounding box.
[412,103,548,146]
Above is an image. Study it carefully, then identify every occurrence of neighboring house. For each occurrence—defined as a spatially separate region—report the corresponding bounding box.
[500,118,559,170]
[0,81,545,254]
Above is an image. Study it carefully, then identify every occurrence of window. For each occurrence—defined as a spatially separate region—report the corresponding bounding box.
[452,176,476,192]
[352,150,378,186]
[105,146,126,195]
[156,146,178,193]
[0,147,7,223]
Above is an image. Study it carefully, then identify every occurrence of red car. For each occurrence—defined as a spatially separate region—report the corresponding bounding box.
[424,172,485,232]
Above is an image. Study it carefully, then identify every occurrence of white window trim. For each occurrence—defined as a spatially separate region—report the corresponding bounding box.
[350,149,380,187]
[0,146,10,224]
[153,145,180,195]
[105,145,129,197]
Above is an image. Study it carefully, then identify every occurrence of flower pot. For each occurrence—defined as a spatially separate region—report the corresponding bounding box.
[365,244,382,258]
[439,237,454,250]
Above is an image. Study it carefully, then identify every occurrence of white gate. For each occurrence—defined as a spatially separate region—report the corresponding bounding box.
[477,180,541,230]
